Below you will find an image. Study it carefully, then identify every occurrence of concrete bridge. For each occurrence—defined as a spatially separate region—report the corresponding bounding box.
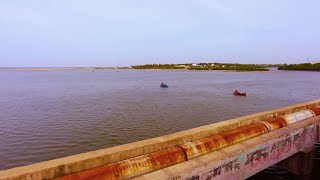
[1,100,320,180]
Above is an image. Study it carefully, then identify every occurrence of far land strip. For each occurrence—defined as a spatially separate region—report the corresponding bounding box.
[1,62,319,71]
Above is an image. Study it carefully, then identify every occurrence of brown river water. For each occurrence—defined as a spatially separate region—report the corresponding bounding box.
[0,68,319,178]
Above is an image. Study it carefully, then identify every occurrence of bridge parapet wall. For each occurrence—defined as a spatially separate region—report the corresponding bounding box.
[137,116,320,179]
[56,105,320,179]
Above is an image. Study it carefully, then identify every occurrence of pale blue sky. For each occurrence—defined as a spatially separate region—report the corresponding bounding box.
[1,0,319,67]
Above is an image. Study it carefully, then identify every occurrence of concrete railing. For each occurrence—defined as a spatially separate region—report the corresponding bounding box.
[1,99,320,180]
[138,113,320,179]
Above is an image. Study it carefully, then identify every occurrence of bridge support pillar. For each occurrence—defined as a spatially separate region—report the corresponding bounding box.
[277,147,315,179]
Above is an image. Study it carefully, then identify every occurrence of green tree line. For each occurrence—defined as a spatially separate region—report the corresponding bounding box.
[132,63,269,71]
[278,63,320,71]
[189,64,268,71]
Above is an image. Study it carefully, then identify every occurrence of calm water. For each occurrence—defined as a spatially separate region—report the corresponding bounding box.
[0,69,319,171]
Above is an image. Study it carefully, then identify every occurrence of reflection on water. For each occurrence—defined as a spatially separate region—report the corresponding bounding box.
[0,69,319,172]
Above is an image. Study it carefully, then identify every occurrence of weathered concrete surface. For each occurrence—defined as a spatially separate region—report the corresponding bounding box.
[0,99,320,180]
[136,116,320,180]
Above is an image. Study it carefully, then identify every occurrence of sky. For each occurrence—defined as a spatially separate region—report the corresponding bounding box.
[1,0,320,67]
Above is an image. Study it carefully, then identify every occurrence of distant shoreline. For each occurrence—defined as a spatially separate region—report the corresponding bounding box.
[0,67,273,72]
[132,68,271,72]
[0,67,125,71]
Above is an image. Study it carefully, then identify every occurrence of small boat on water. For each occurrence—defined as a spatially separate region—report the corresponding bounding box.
[233,90,246,96]
[160,82,169,88]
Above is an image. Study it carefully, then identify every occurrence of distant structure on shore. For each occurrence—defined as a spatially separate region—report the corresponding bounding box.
[310,60,320,65]
[130,62,272,71]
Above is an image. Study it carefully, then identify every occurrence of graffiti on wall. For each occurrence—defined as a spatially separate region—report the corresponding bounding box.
[180,123,318,180]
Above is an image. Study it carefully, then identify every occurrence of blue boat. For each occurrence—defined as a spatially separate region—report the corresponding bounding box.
[160,82,168,88]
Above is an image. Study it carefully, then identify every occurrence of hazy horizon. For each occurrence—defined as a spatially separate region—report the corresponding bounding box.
[1,0,320,67]
[0,62,296,68]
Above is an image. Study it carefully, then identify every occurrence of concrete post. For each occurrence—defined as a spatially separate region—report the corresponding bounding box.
[277,147,315,177]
